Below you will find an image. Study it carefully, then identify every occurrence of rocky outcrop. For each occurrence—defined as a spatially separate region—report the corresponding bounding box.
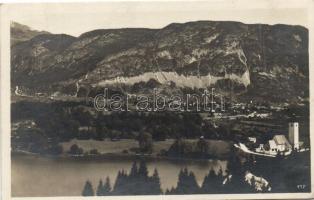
[11,21,308,103]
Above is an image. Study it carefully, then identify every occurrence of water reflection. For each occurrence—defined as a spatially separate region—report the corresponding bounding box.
[12,154,227,197]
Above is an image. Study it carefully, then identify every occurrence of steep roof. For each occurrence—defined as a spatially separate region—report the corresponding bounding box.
[273,135,291,148]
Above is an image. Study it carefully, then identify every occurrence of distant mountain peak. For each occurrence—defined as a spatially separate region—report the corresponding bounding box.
[11,21,50,46]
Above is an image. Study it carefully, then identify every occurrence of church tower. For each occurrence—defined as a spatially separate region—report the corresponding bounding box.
[288,122,299,150]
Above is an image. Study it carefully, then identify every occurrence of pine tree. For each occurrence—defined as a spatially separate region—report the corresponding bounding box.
[188,171,200,193]
[165,187,175,194]
[130,161,138,177]
[113,170,130,195]
[224,148,249,193]
[201,168,217,193]
[210,168,223,193]
[196,137,209,156]
[113,170,123,194]
[138,160,148,178]
[175,168,200,194]
[96,180,104,196]
[103,176,112,195]
[82,180,95,196]
[151,168,162,194]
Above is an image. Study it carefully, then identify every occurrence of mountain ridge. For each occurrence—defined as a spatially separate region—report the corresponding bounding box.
[11,21,51,46]
[11,20,309,103]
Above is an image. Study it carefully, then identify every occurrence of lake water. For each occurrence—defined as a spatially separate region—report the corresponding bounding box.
[12,154,227,197]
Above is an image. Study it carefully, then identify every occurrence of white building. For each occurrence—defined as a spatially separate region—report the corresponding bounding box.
[254,123,301,156]
[268,135,292,153]
[289,122,299,150]
[248,137,257,143]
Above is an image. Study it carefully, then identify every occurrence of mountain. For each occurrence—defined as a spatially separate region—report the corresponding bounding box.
[11,22,50,46]
[11,21,309,103]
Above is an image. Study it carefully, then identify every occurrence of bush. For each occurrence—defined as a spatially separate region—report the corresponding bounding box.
[89,149,100,155]
[68,144,83,155]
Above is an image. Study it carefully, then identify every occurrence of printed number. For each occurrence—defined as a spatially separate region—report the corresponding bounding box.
[297,185,306,190]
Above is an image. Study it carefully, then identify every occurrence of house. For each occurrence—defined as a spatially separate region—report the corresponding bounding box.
[78,126,96,133]
[268,135,292,153]
[253,123,301,156]
[255,135,292,155]
[248,137,257,143]
[268,140,277,152]
[79,126,90,132]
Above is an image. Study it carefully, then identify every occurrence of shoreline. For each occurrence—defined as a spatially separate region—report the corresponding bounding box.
[11,150,228,162]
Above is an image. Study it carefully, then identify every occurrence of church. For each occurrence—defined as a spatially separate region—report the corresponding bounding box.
[256,122,300,155]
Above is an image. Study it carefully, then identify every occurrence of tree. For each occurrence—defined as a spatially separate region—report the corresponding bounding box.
[201,168,216,193]
[103,177,112,195]
[201,167,225,194]
[96,180,104,196]
[138,160,149,177]
[109,130,122,140]
[129,161,138,177]
[64,119,80,140]
[165,187,176,194]
[89,149,99,155]
[95,116,108,140]
[113,170,128,195]
[196,137,209,155]
[174,168,200,194]
[224,148,251,193]
[167,138,197,158]
[82,180,95,196]
[152,126,167,141]
[151,168,162,194]
[112,161,163,195]
[187,171,200,194]
[68,144,83,155]
[137,132,153,153]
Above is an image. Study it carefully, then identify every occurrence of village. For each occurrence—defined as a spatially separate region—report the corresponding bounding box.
[235,122,310,157]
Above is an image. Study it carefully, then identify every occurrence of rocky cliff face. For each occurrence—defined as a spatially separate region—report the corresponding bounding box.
[11,21,308,103]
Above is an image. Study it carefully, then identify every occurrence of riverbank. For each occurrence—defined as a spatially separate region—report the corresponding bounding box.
[62,138,231,156]
[11,139,232,161]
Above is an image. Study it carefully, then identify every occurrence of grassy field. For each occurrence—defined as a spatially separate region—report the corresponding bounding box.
[61,139,231,157]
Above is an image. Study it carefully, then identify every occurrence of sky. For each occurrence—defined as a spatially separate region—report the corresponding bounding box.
[7,1,309,37]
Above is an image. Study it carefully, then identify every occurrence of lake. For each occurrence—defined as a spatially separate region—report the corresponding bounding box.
[12,154,227,197]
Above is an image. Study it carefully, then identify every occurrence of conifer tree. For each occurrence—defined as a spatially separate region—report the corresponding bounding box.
[188,171,200,193]
[202,167,226,194]
[130,161,138,177]
[151,168,162,194]
[113,170,124,195]
[103,176,112,195]
[175,168,200,194]
[96,180,104,196]
[138,160,149,178]
[82,180,95,196]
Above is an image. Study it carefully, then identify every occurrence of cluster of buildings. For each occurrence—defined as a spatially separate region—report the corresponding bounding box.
[255,122,300,156]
